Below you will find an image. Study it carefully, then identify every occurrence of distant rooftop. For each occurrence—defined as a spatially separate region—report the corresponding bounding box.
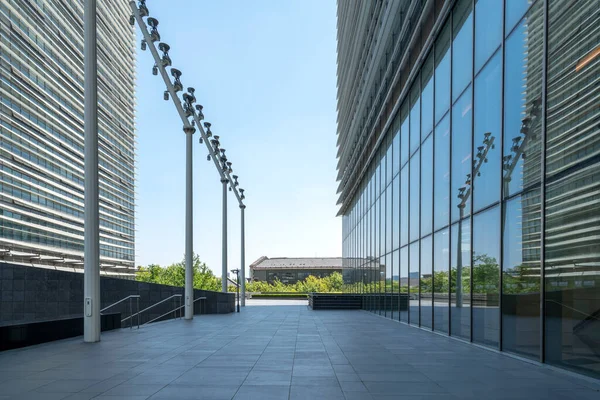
[250,256,343,270]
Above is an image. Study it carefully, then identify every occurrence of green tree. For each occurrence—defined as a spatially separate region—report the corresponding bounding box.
[136,253,221,291]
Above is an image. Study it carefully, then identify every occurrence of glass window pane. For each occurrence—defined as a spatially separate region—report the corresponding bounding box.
[401,165,409,246]
[400,246,409,323]
[472,207,500,347]
[422,77,434,140]
[393,176,400,250]
[421,235,433,329]
[401,109,410,166]
[503,192,540,360]
[435,20,451,123]
[393,129,401,177]
[392,249,399,320]
[410,241,420,326]
[452,0,473,102]
[474,0,502,73]
[451,88,472,222]
[473,50,502,211]
[505,0,533,35]
[434,115,451,230]
[503,12,543,198]
[385,252,392,318]
[386,185,392,253]
[421,135,433,236]
[410,151,420,241]
[410,87,421,155]
[451,219,471,340]
[380,195,385,257]
[545,0,600,379]
[434,228,450,333]
[386,138,393,186]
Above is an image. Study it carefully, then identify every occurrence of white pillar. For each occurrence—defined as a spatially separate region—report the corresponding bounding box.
[83,0,100,343]
[222,179,228,293]
[184,127,194,319]
[240,205,246,306]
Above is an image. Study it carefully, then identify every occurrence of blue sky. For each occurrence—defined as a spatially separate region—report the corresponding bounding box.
[135,0,341,276]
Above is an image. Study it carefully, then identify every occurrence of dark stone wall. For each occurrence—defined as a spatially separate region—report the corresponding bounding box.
[0,262,234,326]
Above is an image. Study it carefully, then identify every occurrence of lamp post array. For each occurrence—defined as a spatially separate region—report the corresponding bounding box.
[129,1,247,312]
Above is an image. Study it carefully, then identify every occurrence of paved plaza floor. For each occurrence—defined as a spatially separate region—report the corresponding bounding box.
[0,305,598,399]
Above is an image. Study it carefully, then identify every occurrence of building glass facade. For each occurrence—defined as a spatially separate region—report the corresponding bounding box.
[0,1,136,276]
[339,0,599,379]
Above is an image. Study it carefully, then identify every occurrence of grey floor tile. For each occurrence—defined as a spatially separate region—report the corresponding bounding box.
[102,383,165,397]
[233,385,291,400]
[150,384,239,400]
[245,370,291,386]
[290,385,344,400]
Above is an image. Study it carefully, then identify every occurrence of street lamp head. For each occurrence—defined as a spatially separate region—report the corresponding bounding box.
[140,39,147,51]
[138,0,149,17]
[158,43,171,67]
[203,122,211,130]
[129,15,135,26]
[183,126,196,135]
[232,175,238,180]
[147,18,160,42]
[183,93,195,105]
[195,104,204,121]
[152,64,158,75]
[207,154,211,161]
[163,90,169,101]
[171,68,183,92]
[220,148,226,155]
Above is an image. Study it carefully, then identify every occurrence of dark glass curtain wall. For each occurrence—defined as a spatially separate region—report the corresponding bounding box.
[342,0,600,379]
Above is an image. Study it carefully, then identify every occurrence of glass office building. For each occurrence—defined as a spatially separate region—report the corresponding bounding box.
[0,1,136,276]
[338,0,599,378]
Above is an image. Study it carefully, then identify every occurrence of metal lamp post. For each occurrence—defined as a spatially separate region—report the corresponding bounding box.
[231,268,240,312]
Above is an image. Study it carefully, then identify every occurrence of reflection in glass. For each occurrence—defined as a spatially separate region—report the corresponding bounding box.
[379,194,385,259]
[434,228,450,333]
[393,130,401,177]
[393,176,400,250]
[410,151,420,242]
[421,136,433,236]
[422,77,434,140]
[400,166,409,246]
[473,51,501,211]
[421,235,433,329]
[435,20,451,123]
[409,241,420,326]
[452,0,473,102]
[451,219,471,340]
[386,139,393,186]
[410,89,421,155]
[386,186,392,254]
[472,207,500,347]
[545,0,600,379]
[503,193,540,359]
[401,109,410,167]
[503,14,542,198]
[392,249,399,320]
[474,0,502,73]
[385,252,392,318]
[451,89,472,222]
[434,115,450,230]
[505,0,533,35]
[400,246,409,322]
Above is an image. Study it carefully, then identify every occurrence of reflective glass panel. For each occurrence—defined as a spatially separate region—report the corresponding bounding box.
[386,138,393,186]
[422,77,434,141]
[472,206,500,347]
[410,241,420,326]
[410,151,420,241]
[400,246,409,322]
[473,51,502,211]
[385,252,392,318]
[393,129,401,177]
[451,88,472,222]
[410,88,421,155]
[503,12,543,198]
[401,111,410,166]
[545,0,600,379]
[452,0,473,102]
[503,192,540,360]
[451,218,471,340]
[421,135,433,236]
[392,249,399,320]
[393,176,400,250]
[435,20,451,123]
[386,184,392,253]
[434,115,451,230]
[421,235,433,329]
[505,0,533,35]
[474,0,502,73]
[400,166,409,246]
[434,228,450,333]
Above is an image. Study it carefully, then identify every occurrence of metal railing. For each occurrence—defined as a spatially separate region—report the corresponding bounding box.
[144,296,207,325]
[100,295,140,329]
[123,294,183,328]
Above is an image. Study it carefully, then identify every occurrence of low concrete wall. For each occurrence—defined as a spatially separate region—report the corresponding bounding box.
[0,262,234,326]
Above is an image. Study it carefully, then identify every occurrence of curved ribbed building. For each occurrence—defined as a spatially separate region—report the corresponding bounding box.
[0,0,136,276]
